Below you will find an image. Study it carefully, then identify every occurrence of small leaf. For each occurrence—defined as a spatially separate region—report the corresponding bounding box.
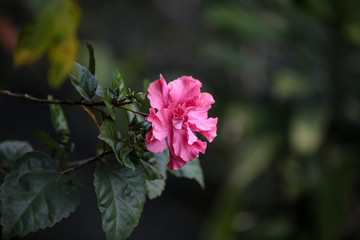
[86,43,95,75]
[0,151,79,240]
[170,158,205,188]
[94,163,146,240]
[36,130,68,159]
[48,95,69,135]
[70,62,98,100]
[113,66,126,96]
[0,141,33,169]
[98,119,120,162]
[103,89,115,120]
[119,139,136,170]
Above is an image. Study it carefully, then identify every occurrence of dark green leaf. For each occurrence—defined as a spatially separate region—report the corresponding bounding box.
[0,141,33,169]
[86,43,95,75]
[0,151,79,240]
[94,163,146,240]
[170,158,205,188]
[144,151,168,199]
[70,62,98,100]
[36,130,68,159]
[98,119,120,162]
[113,66,126,96]
[48,95,69,135]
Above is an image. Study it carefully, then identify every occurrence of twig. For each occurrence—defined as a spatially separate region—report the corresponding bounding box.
[60,150,112,175]
[116,105,149,117]
[0,89,149,116]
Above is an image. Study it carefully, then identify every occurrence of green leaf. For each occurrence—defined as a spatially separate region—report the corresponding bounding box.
[144,151,169,199]
[98,119,120,162]
[94,163,146,240]
[48,95,69,135]
[86,43,96,75]
[138,152,167,181]
[113,66,127,96]
[70,62,98,100]
[103,89,115,120]
[0,141,33,169]
[0,151,79,240]
[170,158,205,188]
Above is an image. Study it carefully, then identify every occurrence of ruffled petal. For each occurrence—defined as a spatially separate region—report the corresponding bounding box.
[171,128,207,162]
[168,76,202,104]
[146,108,172,141]
[190,117,218,142]
[147,74,169,110]
[145,130,167,152]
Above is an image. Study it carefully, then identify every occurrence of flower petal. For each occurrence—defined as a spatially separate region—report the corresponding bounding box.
[168,76,202,104]
[146,108,173,141]
[171,128,207,162]
[145,130,167,152]
[147,74,169,110]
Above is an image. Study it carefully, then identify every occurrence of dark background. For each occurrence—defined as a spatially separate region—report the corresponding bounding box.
[1,0,360,239]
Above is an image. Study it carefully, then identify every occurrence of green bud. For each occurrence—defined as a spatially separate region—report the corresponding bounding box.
[135,92,146,102]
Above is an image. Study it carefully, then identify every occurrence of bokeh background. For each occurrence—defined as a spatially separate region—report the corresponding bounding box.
[1,0,360,239]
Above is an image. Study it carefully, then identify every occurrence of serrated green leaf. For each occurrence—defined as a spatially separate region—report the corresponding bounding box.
[113,67,126,96]
[145,179,166,200]
[98,119,120,162]
[48,95,69,135]
[0,151,79,240]
[86,43,95,75]
[170,158,205,188]
[144,151,169,199]
[104,89,115,120]
[0,141,33,169]
[138,152,167,181]
[94,163,146,240]
[70,62,98,100]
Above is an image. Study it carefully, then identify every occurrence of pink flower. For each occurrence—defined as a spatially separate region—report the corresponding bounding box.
[145,75,218,170]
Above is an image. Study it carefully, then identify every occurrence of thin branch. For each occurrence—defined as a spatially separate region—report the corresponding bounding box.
[61,150,112,175]
[0,89,149,116]
[116,105,149,117]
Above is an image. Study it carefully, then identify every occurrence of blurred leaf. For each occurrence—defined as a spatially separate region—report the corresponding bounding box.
[170,158,204,188]
[94,163,146,240]
[15,0,80,88]
[98,119,121,163]
[271,70,314,99]
[70,62,98,100]
[290,107,328,154]
[113,66,127,96]
[86,43,96,75]
[0,141,33,169]
[0,151,79,240]
[48,95,69,135]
